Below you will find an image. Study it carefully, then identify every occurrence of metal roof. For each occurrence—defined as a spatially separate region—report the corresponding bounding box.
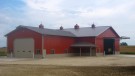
[120,36,130,39]
[20,25,76,37]
[6,25,113,37]
[71,42,96,47]
[63,26,110,37]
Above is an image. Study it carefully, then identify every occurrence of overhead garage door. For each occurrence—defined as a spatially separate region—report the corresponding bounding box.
[14,38,34,58]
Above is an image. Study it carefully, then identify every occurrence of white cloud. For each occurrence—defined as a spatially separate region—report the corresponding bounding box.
[24,0,64,11]
[21,0,67,28]
[77,8,114,18]
[76,1,135,19]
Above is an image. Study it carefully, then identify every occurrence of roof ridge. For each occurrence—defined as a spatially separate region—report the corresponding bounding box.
[20,25,111,30]
[63,26,111,30]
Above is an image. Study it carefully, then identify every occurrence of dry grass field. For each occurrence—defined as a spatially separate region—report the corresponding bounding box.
[0,47,7,56]
[0,64,135,76]
[120,46,135,53]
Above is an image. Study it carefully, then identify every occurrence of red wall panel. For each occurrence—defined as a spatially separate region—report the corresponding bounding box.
[98,28,118,38]
[115,38,120,52]
[95,38,104,53]
[7,28,42,54]
[75,37,95,44]
[44,35,75,54]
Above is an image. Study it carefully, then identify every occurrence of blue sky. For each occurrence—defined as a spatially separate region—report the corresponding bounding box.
[0,0,135,47]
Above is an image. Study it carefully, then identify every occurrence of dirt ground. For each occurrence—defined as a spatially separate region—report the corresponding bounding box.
[0,55,135,76]
[0,64,135,76]
[0,55,135,66]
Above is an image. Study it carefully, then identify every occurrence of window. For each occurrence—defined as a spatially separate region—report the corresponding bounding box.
[50,49,55,54]
[36,49,41,54]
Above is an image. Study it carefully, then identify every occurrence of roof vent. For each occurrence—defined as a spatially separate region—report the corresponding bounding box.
[91,23,95,28]
[60,26,63,30]
[74,24,79,29]
[39,24,44,29]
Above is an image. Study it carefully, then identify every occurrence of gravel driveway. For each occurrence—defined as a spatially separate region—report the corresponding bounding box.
[0,55,135,66]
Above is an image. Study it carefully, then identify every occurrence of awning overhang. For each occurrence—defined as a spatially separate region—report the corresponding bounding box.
[71,42,96,47]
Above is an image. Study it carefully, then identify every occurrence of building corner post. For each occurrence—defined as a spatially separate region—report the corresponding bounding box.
[42,34,45,58]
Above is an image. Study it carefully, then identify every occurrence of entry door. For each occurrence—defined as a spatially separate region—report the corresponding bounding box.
[104,39,115,55]
[14,38,34,58]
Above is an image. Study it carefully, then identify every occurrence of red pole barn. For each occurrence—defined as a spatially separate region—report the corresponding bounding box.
[5,24,120,58]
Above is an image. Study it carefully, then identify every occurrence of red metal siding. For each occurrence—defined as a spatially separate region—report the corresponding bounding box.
[98,28,118,38]
[7,28,42,54]
[76,37,95,44]
[95,38,104,53]
[115,38,120,52]
[96,28,120,53]
[44,35,75,54]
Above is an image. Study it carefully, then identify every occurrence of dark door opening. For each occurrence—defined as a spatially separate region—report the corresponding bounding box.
[104,39,115,55]
[72,47,90,56]
[71,47,96,56]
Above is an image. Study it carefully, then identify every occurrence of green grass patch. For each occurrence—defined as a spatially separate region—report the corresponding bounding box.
[0,51,7,56]
[120,52,135,55]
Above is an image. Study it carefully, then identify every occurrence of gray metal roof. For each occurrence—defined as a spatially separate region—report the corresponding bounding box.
[20,26,76,37]
[71,42,96,47]
[63,26,110,37]
[6,25,112,37]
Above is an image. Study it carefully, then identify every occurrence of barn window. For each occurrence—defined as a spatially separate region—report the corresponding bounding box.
[50,49,55,54]
[36,49,41,54]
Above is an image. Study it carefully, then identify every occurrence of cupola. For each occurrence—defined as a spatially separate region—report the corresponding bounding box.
[60,26,63,30]
[74,24,79,29]
[91,23,95,28]
[39,24,44,29]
